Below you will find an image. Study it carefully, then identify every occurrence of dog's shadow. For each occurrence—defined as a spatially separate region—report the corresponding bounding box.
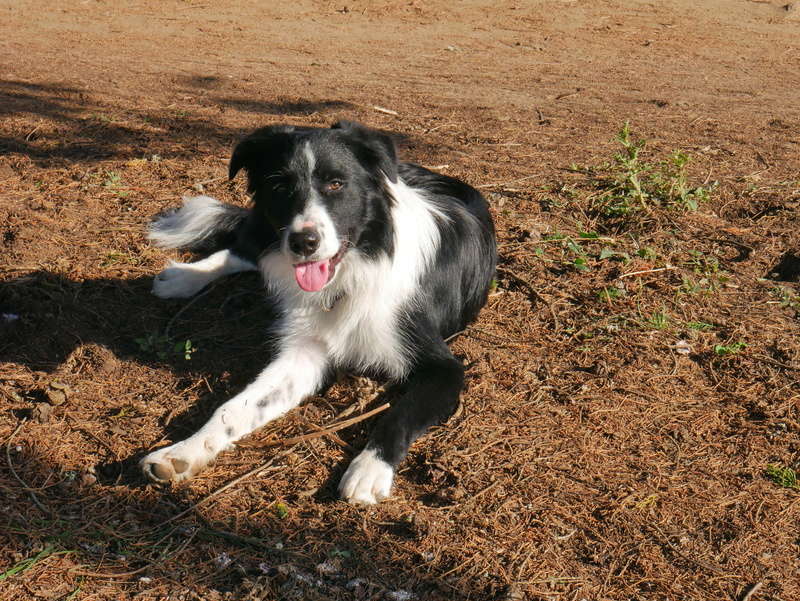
[1,270,275,474]
[1,269,398,494]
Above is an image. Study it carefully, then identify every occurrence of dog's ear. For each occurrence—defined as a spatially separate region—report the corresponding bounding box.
[228,126,297,185]
[331,121,398,183]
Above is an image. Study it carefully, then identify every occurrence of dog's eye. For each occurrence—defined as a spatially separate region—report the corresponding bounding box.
[324,180,344,193]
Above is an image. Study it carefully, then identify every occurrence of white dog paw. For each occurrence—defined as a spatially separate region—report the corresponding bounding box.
[338,448,394,505]
[152,262,208,298]
[140,441,212,483]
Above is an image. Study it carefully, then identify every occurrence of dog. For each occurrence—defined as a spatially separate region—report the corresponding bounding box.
[140,121,497,504]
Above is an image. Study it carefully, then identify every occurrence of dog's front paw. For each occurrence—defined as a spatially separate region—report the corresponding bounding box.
[152,262,208,299]
[140,441,212,483]
[338,448,394,504]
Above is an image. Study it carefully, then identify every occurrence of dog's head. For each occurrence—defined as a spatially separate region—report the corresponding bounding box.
[229,121,398,292]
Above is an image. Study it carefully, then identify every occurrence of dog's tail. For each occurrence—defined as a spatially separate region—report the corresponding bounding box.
[148,196,248,251]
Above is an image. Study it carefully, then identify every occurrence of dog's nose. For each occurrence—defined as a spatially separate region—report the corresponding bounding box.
[288,228,321,257]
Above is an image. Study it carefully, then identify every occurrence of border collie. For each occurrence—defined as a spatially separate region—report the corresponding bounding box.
[140,121,496,504]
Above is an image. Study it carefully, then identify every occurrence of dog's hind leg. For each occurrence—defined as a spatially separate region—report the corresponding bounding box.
[338,343,464,504]
[152,249,257,298]
[141,337,329,483]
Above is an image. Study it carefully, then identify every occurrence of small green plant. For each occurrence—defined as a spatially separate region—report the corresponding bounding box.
[135,333,196,361]
[686,321,714,331]
[598,286,624,303]
[598,247,630,262]
[273,502,289,520]
[103,170,130,198]
[103,171,122,188]
[179,339,197,360]
[637,246,658,260]
[582,123,714,220]
[100,250,140,268]
[714,342,746,356]
[770,286,800,312]
[647,309,670,330]
[0,545,73,581]
[679,276,702,295]
[686,250,719,276]
[572,256,589,272]
[680,251,729,293]
[765,464,798,489]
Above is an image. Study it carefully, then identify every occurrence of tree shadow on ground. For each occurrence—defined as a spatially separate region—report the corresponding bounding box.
[0,79,421,168]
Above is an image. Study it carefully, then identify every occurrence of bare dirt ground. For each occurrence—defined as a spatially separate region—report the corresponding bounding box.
[2,1,800,599]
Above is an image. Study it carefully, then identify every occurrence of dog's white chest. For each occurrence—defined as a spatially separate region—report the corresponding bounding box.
[309,295,409,379]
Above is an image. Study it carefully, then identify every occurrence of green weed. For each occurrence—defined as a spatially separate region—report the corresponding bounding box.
[598,286,625,303]
[103,170,130,198]
[273,502,289,520]
[770,286,800,312]
[636,247,658,260]
[0,545,73,582]
[686,321,715,331]
[713,342,746,356]
[135,332,196,361]
[765,464,798,490]
[100,251,140,268]
[646,309,670,330]
[576,123,714,220]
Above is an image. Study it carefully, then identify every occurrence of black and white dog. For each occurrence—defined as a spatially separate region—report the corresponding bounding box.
[140,121,496,504]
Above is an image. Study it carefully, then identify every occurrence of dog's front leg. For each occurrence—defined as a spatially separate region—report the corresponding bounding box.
[339,351,465,504]
[141,339,329,483]
[152,249,257,299]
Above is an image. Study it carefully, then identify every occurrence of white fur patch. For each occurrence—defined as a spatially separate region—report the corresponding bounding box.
[338,448,394,504]
[260,176,445,379]
[148,196,229,249]
[152,249,256,298]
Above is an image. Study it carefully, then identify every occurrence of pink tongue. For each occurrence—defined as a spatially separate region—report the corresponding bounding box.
[294,260,331,292]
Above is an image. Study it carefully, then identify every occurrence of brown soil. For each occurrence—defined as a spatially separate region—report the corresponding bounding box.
[2,1,800,600]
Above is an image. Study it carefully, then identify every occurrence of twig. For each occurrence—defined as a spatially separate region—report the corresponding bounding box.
[156,403,391,527]
[752,354,800,372]
[69,528,199,578]
[496,265,543,303]
[372,105,398,116]
[192,176,227,191]
[156,447,297,527]
[6,420,50,515]
[650,524,725,575]
[739,582,763,601]
[164,283,216,339]
[444,329,465,343]
[476,173,543,189]
[245,402,391,448]
[25,125,41,141]
[555,88,582,100]
[69,565,151,579]
[616,265,676,279]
